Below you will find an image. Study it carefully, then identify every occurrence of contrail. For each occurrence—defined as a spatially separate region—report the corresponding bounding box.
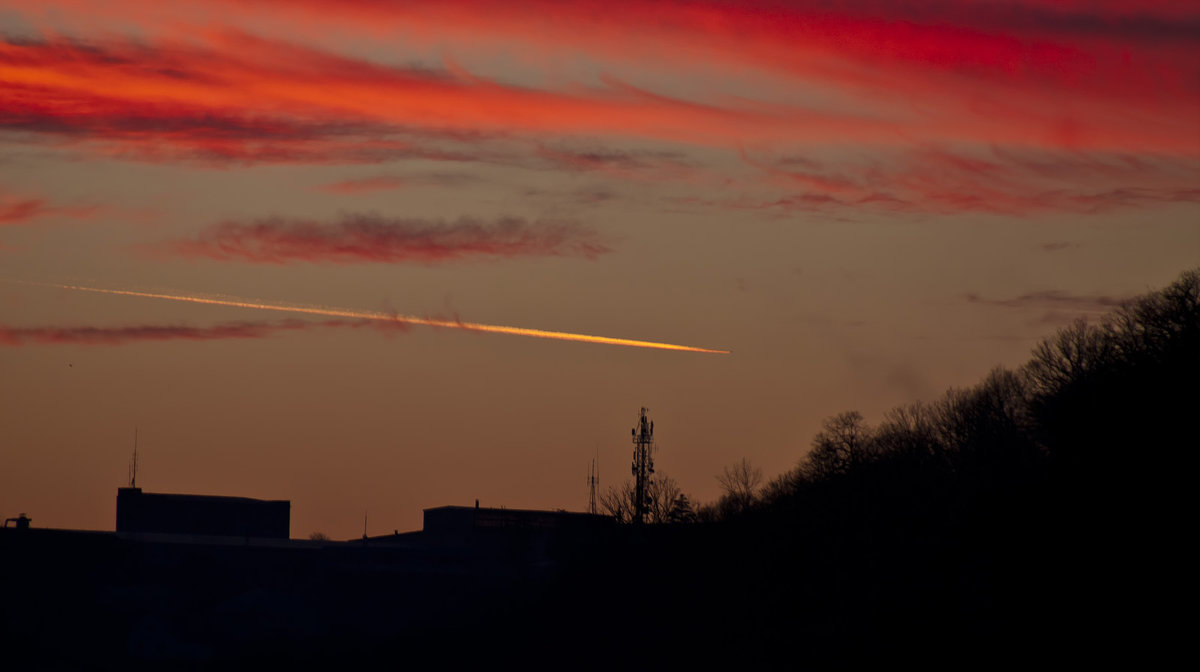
[37,282,731,354]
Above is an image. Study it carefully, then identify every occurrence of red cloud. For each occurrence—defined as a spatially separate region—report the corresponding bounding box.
[0,319,329,346]
[22,0,1189,149]
[0,319,411,346]
[153,215,610,264]
[2,7,1193,168]
[0,190,98,226]
[0,0,1195,219]
[726,147,1200,215]
[0,198,44,225]
[0,75,474,166]
[0,34,815,164]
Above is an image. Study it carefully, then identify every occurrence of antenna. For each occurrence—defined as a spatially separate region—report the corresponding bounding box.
[128,427,139,488]
[631,407,656,524]
[362,511,368,540]
[587,452,599,515]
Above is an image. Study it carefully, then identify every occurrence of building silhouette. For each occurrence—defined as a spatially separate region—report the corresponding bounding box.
[116,487,289,539]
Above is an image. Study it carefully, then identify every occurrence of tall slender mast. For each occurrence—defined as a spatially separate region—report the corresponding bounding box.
[631,407,655,524]
[128,427,139,488]
[587,454,599,515]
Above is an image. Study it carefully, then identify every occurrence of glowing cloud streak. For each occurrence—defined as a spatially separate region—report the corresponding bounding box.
[45,283,730,354]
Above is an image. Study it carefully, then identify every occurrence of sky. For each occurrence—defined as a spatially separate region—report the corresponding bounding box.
[1,0,1196,538]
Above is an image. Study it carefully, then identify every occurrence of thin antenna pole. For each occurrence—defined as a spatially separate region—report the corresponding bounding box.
[587,454,599,515]
[129,427,139,488]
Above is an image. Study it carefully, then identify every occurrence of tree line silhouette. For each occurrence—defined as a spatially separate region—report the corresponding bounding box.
[578,268,1196,666]
[606,268,1197,523]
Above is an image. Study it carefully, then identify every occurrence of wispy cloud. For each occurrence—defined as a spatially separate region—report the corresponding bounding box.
[965,288,1138,327]
[0,34,812,165]
[535,145,699,182]
[965,290,1129,312]
[3,3,1192,171]
[0,319,395,346]
[46,1,1198,149]
[0,190,99,226]
[727,147,1200,215]
[1,0,1195,220]
[315,173,480,195]
[27,1,1192,103]
[315,176,408,195]
[151,214,610,264]
[0,197,45,225]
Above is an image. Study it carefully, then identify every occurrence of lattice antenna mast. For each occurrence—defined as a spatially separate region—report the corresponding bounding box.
[631,407,655,524]
[587,456,599,515]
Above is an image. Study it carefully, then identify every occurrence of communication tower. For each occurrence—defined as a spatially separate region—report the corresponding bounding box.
[587,456,599,515]
[631,407,655,524]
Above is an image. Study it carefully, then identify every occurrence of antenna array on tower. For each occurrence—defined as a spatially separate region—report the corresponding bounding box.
[631,407,655,524]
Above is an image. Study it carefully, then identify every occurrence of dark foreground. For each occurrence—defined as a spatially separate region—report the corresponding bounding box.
[0,498,1118,670]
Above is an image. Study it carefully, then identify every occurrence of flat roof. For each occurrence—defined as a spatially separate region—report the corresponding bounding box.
[118,487,288,505]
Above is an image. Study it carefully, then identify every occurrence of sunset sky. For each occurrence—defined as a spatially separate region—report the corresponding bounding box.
[1,0,1196,538]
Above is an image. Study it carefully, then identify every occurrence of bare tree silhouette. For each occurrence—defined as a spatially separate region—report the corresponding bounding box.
[600,473,694,524]
[803,411,873,479]
[716,458,762,515]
